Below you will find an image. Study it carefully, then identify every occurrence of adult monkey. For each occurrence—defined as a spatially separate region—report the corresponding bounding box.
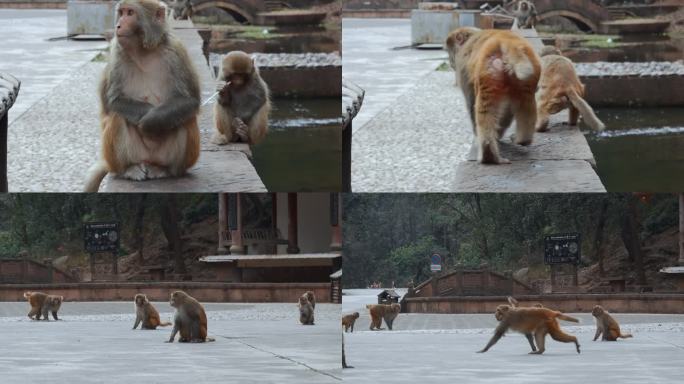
[84,0,201,192]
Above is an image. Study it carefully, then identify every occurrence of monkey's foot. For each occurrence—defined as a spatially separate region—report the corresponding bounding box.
[144,165,170,180]
[210,132,230,145]
[233,118,249,142]
[121,165,149,181]
[529,350,544,354]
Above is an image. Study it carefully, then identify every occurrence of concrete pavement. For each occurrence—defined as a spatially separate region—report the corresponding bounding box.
[0,301,341,383]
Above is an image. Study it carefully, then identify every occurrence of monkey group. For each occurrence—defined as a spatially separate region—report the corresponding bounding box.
[84,0,270,191]
[446,27,604,165]
[478,297,633,355]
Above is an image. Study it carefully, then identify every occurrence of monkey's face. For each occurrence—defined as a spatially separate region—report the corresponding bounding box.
[52,296,63,308]
[226,72,251,90]
[592,306,604,317]
[353,312,359,319]
[299,297,308,305]
[116,6,140,40]
[169,292,179,308]
[495,305,511,321]
[135,294,147,306]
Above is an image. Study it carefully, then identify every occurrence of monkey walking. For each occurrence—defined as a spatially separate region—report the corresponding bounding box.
[212,51,271,146]
[446,27,541,164]
[299,295,315,325]
[342,312,360,333]
[366,303,400,331]
[592,305,633,341]
[133,293,172,330]
[84,0,201,192]
[506,296,544,352]
[536,47,605,132]
[24,291,63,321]
[167,291,215,342]
[478,304,580,354]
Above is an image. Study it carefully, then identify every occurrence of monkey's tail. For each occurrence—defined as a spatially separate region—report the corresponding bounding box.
[566,89,606,131]
[556,313,580,323]
[206,337,216,342]
[619,332,633,339]
[500,43,537,81]
[159,321,172,327]
[83,161,109,192]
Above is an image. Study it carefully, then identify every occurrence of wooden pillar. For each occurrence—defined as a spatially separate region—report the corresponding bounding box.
[455,263,464,295]
[287,193,300,254]
[330,193,342,251]
[229,193,244,255]
[217,193,229,254]
[112,252,118,279]
[679,193,684,265]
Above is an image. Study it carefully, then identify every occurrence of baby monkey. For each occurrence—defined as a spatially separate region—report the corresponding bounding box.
[212,51,271,145]
[592,305,633,341]
[342,312,360,333]
[536,46,605,132]
[133,293,172,330]
[299,295,315,325]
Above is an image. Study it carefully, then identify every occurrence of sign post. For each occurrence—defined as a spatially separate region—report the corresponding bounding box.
[84,222,120,281]
[544,233,581,293]
[430,253,442,272]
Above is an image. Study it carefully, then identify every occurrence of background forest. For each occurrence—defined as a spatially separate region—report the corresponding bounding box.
[343,194,684,291]
[0,194,218,279]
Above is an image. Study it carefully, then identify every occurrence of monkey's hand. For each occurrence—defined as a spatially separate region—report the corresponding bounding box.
[218,82,232,106]
[110,97,154,126]
[233,118,249,142]
[139,96,200,137]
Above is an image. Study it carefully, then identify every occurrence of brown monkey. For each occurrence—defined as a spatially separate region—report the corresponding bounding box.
[342,312,360,333]
[166,291,215,342]
[478,304,580,354]
[592,305,633,341]
[212,51,270,145]
[302,291,316,310]
[299,296,315,325]
[446,27,541,164]
[24,291,63,321]
[506,296,544,352]
[536,49,605,132]
[133,293,172,330]
[84,0,201,192]
[366,303,401,330]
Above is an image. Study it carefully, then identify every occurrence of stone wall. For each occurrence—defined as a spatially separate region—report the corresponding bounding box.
[0,281,332,302]
[404,293,684,314]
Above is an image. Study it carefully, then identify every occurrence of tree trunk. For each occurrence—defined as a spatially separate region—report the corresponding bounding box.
[474,194,490,262]
[134,194,147,264]
[594,198,609,277]
[160,195,186,275]
[620,196,646,285]
[679,193,684,265]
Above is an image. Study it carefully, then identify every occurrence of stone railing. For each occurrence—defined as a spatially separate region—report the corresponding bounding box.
[0,72,20,192]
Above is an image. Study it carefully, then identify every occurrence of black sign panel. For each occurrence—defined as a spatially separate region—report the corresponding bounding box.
[544,233,581,265]
[84,222,120,253]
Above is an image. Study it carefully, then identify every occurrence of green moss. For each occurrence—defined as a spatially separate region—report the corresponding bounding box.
[579,34,622,48]
[91,52,107,62]
[436,62,451,72]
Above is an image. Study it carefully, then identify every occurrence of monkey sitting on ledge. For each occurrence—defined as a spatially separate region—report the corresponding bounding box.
[212,51,271,146]
[84,0,201,192]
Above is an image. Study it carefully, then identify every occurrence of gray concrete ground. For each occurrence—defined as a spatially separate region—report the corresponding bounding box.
[0,301,341,383]
[0,9,107,124]
[343,289,684,383]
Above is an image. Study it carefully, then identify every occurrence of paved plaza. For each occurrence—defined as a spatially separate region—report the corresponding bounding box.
[0,301,341,383]
[343,289,684,383]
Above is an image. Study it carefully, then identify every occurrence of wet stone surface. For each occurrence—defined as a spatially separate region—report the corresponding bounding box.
[575,61,684,77]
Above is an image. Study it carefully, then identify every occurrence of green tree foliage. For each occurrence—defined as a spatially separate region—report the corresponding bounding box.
[343,193,678,288]
[0,194,217,260]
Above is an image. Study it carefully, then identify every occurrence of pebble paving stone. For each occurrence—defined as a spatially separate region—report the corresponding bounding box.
[0,301,341,383]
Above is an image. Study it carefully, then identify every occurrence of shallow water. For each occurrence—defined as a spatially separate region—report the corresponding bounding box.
[251,98,342,191]
[560,34,684,63]
[586,107,684,192]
